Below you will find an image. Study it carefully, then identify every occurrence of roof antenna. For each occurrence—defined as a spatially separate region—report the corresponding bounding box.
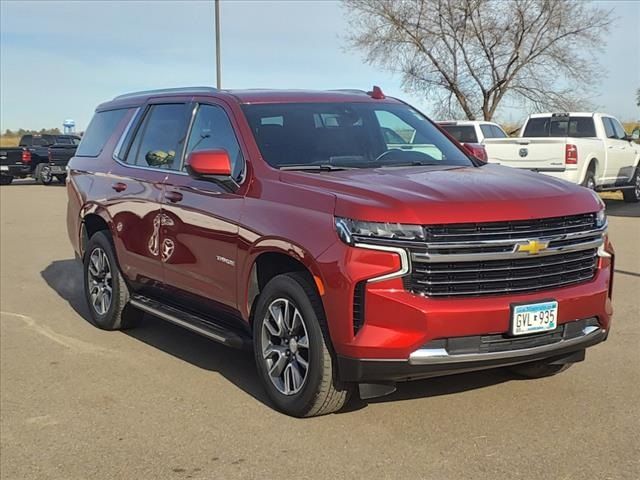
[368,86,386,99]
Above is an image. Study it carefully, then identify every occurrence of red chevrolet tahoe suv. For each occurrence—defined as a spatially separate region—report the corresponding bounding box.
[67,86,614,417]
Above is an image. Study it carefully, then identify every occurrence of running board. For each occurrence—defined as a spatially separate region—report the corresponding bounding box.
[129,295,250,350]
[596,184,635,192]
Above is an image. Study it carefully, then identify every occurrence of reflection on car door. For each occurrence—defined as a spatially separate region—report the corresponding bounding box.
[160,101,246,316]
[110,102,191,294]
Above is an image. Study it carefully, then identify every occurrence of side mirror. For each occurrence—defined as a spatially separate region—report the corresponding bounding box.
[631,128,640,141]
[186,149,238,191]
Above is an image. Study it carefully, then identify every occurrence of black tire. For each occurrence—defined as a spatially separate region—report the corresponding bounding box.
[33,163,44,183]
[508,360,572,379]
[581,169,596,191]
[0,176,13,185]
[253,272,351,417]
[83,231,142,330]
[40,165,54,185]
[622,167,639,203]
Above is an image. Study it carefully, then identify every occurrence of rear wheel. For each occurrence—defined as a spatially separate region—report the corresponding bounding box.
[581,169,596,191]
[622,167,639,203]
[253,272,351,417]
[40,165,54,185]
[83,231,142,330]
[508,360,572,379]
[33,163,44,183]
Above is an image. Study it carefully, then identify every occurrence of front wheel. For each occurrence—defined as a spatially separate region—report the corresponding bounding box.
[622,167,639,203]
[253,272,351,417]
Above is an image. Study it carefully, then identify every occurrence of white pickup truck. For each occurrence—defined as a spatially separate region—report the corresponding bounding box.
[484,113,640,202]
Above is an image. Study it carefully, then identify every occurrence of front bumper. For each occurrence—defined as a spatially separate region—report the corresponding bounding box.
[338,318,607,382]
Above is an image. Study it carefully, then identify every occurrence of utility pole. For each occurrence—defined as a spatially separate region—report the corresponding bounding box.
[215,0,221,89]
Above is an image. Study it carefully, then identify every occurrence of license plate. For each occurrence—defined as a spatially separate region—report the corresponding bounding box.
[511,300,558,336]
[0,166,8,171]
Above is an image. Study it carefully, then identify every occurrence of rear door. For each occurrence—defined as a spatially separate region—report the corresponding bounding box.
[107,101,192,294]
[159,100,247,315]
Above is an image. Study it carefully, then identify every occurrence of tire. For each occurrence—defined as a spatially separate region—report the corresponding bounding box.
[622,167,640,203]
[253,272,351,417]
[33,163,44,183]
[83,231,142,330]
[55,174,67,184]
[508,360,572,379]
[581,169,596,191]
[0,176,13,185]
[40,165,54,185]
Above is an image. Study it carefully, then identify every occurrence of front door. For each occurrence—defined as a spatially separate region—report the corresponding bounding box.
[160,101,247,316]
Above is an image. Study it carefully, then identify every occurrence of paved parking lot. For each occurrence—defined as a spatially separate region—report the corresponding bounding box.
[1,182,639,480]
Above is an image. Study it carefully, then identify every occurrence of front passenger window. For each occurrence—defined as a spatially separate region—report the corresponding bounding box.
[184,104,245,179]
[125,104,190,170]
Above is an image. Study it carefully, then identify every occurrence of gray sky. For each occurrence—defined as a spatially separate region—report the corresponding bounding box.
[1,0,638,131]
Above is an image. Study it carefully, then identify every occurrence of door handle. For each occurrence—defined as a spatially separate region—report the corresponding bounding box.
[164,191,183,203]
[112,182,127,192]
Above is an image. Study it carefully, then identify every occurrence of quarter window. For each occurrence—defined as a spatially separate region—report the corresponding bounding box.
[76,109,128,157]
[124,104,190,170]
[185,104,244,179]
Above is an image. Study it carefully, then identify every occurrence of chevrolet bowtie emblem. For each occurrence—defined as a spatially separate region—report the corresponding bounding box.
[516,240,549,255]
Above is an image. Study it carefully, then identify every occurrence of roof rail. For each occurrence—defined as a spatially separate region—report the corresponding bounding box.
[113,86,218,101]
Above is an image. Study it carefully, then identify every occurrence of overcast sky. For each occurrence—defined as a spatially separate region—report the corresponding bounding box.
[1,0,638,131]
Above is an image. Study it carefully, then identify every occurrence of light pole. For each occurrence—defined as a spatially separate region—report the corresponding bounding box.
[215,0,221,89]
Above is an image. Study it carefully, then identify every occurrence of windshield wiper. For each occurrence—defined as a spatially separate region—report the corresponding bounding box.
[279,164,352,171]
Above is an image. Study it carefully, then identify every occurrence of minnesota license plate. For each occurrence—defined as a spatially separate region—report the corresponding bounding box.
[511,301,558,336]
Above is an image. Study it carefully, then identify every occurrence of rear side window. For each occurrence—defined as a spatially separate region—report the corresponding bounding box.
[125,104,190,170]
[490,125,507,138]
[440,125,478,143]
[185,104,244,179]
[523,116,596,138]
[480,125,493,139]
[76,109,128,157]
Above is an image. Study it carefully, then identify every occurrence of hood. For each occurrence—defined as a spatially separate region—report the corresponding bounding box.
[280,164,602,224]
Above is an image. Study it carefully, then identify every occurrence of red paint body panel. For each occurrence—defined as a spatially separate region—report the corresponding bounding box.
[67,88,613,371]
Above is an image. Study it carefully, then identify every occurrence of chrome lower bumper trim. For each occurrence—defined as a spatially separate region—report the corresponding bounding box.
[408,326,606,365]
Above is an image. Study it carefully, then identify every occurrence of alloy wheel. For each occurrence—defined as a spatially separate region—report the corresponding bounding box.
[87,247,113,315]
[261,298,310,395]
[41,166,53,184]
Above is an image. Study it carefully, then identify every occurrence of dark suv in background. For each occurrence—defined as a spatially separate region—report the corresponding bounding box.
[66,87,613,417]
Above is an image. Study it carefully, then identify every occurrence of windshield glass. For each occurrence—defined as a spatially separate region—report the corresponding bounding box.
[242,102,474,169]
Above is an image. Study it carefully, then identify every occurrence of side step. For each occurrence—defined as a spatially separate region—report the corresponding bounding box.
[129,295,251,350]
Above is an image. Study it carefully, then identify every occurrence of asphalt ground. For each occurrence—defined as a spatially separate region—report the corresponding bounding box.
[1,181,639,479]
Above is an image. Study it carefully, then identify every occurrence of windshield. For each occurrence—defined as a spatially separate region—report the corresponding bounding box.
[242,102,474,169]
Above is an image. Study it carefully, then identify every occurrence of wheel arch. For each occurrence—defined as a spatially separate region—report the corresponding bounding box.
[79,207,114,258]
[241,242,327,328]
[580,156,599,184]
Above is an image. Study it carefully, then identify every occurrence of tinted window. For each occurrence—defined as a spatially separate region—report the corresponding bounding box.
[55,137,72,145]
[125,104,190,170]
[523,116,596,138]
[440,125,478,143]
[480,125,493,139]
[242,103,473,169]
[609,118,627,139]
[490,125,507,138]
[602,118,616,139]
[185,104,244,179]
[19,135,32,146]
[77,109,128,157]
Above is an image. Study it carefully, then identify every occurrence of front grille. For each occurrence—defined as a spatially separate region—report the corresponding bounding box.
[403,213,604,297]
[409,249,597,296]
[424,213,596,243]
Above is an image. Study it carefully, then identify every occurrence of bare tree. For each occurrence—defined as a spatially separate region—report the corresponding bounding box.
[344,0,613,120]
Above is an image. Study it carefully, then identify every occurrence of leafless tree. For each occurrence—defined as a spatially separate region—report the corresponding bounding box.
[344,0,613,120]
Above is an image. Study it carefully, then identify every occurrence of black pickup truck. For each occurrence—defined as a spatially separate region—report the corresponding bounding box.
[0,134,80,184]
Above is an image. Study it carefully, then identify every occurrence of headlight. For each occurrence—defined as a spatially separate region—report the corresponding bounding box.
[335,217,424,245]
[595,209,606,228]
